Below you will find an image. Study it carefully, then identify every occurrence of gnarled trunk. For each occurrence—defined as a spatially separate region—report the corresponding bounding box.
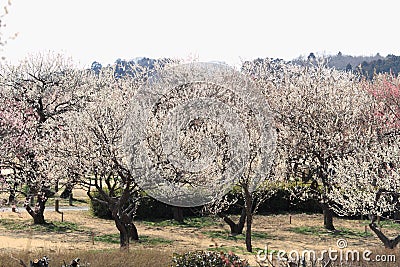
[25,193,47,224]
[115,219,129,248]
[8,190,15,204]
[218,207,246,235]
[112,207,139,248]
[369,222,400,249]
[129,222,139,241]
[115,219,139,248]
[60,183,74,199]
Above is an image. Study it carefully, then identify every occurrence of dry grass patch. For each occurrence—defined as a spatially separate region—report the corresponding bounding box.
[1,211,400,266]
[1,249,173,267]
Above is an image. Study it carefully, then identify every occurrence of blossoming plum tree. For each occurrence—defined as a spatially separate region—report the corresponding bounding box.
[0,53,89,224]
[61,67,146,248]
[245,58,375,231]
[327,74,400,248]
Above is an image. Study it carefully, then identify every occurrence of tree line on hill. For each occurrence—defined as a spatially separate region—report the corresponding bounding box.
[292,52,400,79]
[93,52,400,80]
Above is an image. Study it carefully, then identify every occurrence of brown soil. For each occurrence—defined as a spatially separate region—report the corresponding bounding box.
[0,210,394,266]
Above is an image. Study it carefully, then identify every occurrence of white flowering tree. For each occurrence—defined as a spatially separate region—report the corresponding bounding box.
[245,58,374,231]
[204,179,277,253]
[124,62,276,253]
[0,53,89,224]
[61,67,145,248]
[328,134,400,248]
[327,74,400,248]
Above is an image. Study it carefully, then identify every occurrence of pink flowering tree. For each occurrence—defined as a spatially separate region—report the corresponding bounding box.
[0,94,36,204]
[364,73,400,131]
[0,53,90,224]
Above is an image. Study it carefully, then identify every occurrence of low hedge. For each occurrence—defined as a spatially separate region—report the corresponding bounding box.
[90,187,322,221]
[89,190,201,220]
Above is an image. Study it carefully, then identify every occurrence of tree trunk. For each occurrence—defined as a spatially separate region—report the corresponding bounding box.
[245,211,253,252]
[8,190,15,204]
[54,179,59,193]
[369,222,400,249]
[113,207,139,248]
[129,222,139,241]
[218,208,246,235]
[323,206,335,231]
[115,218,130,248]
[32,212,45,224]
[115,218,139,248]
[238,207,246,234]
[172,206,184,223]
[60,183,74,199]
[244,189,253,252]
[25,193,47,225]
[69,193,73,206]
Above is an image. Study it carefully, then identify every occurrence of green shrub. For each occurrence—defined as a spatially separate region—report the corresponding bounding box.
[135,194,173,219]
[89,189,113,219]
[90,190,198,220]
[134,193,202,220]
[90,186,323,221]
[172,251,249,267]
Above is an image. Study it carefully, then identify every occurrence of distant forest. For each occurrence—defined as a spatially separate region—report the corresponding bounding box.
[293,52,400,79]
[90,57,174,78]
[91,52,400,80]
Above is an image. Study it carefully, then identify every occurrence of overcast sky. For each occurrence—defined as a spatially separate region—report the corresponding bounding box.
[2,0,399,67]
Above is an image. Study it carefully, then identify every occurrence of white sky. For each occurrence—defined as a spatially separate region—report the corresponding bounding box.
[2,0,400,68]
